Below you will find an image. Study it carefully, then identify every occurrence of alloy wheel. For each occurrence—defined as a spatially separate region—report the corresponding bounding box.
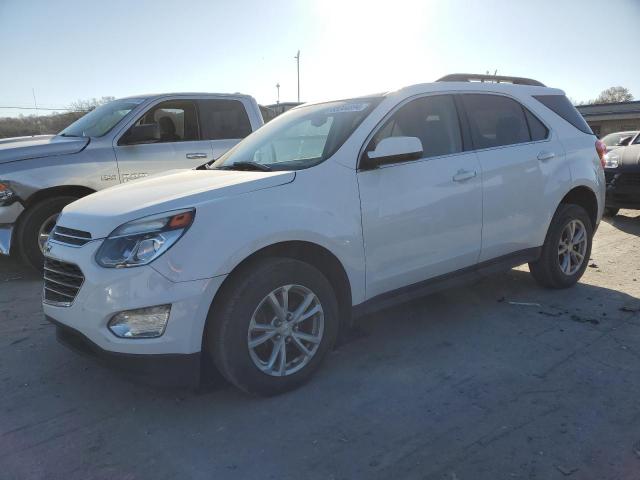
[557,219,587,276]
[247,284,324,377]
[38,213,59,254]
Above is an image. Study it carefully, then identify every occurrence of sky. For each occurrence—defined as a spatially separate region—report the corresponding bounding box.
[1,0,639,117]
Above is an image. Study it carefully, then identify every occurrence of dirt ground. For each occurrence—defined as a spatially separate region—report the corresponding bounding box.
[1,211,639,480]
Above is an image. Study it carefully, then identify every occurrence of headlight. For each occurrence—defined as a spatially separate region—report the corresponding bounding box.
[0,182,17,206]
[604,151,620,168]
[95,208,195,268]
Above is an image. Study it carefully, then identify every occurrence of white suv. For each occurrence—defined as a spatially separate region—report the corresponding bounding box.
[43,74,606,395]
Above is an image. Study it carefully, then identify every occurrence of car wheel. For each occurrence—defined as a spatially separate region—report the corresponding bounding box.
[207,257,339,396]
[603,207,619,218]
[529,204,593,289]
[16,196,78,272]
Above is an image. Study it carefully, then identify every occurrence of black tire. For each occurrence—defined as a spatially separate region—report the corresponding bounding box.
[603,207,619,218]
[528,204,593,289]
[16,196,78,272]
[207,257,339,396]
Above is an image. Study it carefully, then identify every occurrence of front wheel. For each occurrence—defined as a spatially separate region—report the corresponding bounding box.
[529,204,593,289]
[207,258,339,396]
[16,196,79,272]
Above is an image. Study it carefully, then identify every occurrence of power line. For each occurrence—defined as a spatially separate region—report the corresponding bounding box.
[0,106,78,111]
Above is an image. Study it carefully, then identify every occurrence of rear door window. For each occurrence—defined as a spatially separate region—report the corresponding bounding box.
[198,99,252,140]
[533,95,593,135]
[461,94,530,149]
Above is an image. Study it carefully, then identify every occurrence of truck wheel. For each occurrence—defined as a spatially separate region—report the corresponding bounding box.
[603,207,619,218]
[207,258,339,396]
[17,196,78,272]
[529,204,593,289]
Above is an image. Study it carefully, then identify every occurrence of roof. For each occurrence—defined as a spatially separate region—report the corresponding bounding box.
[119,92,253,101]
[576,101,640,117]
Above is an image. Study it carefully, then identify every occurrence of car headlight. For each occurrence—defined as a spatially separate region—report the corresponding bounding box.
[604,151,620,168]
[95,208,195,268]
[0,182,17,206]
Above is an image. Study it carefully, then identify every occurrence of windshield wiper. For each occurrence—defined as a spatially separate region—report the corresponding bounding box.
[58,133,80,138]
[216,161,272,172]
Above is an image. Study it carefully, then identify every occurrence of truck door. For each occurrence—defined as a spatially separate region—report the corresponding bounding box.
[113,99,214,182]
[196,98,254,161]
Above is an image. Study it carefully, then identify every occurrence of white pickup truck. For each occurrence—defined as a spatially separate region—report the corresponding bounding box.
[0,93,265,270]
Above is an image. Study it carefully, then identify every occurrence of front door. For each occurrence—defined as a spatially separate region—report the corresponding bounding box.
[358,94,483,298]
[113,99,213,183]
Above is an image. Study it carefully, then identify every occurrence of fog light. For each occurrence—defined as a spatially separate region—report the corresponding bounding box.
[108,305,171,338]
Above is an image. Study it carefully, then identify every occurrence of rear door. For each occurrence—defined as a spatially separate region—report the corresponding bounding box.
[197,98,254,161]
[113,99,213,182]
[459,93,562,261]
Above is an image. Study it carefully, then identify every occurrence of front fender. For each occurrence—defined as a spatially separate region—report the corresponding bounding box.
[150,161,367,304]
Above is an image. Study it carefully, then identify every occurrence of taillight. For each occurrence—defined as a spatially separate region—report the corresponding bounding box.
[595,140,607,168]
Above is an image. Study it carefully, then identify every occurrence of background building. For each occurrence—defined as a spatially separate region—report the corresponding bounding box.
[576,101,640,137]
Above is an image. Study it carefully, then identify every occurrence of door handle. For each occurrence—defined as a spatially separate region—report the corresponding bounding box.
[537,151,555,161]
[452,169,477,182]
[186,153,208,160]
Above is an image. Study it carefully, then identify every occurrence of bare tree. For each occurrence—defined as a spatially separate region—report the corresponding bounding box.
[68,96,116,112]
[593,86,633,104]
[0,96,116,138]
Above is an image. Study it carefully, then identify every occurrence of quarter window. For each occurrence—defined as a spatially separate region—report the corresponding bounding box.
[524,109,549,141]
[198,99,252,140]
[369,95,462,159]
[461,94,530,149]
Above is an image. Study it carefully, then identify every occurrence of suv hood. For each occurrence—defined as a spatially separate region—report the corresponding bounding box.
[0,135,89,164]
[59,169,295,238]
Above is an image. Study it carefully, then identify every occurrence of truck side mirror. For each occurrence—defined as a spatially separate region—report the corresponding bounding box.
[124,123,160,145]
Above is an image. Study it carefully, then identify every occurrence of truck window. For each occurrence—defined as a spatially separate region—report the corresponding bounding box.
[123,100,200,144]
[198,99,252,140]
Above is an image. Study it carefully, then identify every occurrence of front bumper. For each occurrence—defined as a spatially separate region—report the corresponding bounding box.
[605,170,640,209]
[49,316,201,387]
[0,202,24,255]
[42,238,226,373]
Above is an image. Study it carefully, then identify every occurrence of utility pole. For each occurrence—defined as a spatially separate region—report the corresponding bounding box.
[276,83,280,104]
[294,50,300,103]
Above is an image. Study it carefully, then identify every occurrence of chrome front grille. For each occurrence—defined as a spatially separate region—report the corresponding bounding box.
[50,226,92,247]
[43,258,84,306]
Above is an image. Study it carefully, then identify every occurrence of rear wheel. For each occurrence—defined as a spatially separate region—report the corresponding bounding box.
[529,204,593,289]
[207,257,339,396]
[603,207,619,218]
[16,196,78,272]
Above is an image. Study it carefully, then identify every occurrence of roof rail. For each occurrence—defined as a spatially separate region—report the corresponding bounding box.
[437,73,546,87]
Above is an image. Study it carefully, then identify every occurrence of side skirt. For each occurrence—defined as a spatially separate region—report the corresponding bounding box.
[352,247,541,318]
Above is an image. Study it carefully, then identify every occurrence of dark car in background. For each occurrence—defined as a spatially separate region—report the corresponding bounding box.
[603,131,640,216]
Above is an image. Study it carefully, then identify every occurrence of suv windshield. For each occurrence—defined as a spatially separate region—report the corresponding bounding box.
[59,98,144,137]
[211,98,382,171]
[602,131,638,147]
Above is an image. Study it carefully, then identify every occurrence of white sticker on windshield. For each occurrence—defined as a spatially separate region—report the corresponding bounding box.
[325,103,370,114]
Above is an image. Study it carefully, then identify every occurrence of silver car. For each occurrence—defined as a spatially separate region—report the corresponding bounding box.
[0,93,265,270]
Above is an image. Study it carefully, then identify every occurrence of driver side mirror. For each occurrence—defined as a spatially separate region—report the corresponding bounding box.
[361,136,424,170]
[123,123,160,145]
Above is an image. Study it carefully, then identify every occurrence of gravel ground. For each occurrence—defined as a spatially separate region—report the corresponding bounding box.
[1,211,639,480]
